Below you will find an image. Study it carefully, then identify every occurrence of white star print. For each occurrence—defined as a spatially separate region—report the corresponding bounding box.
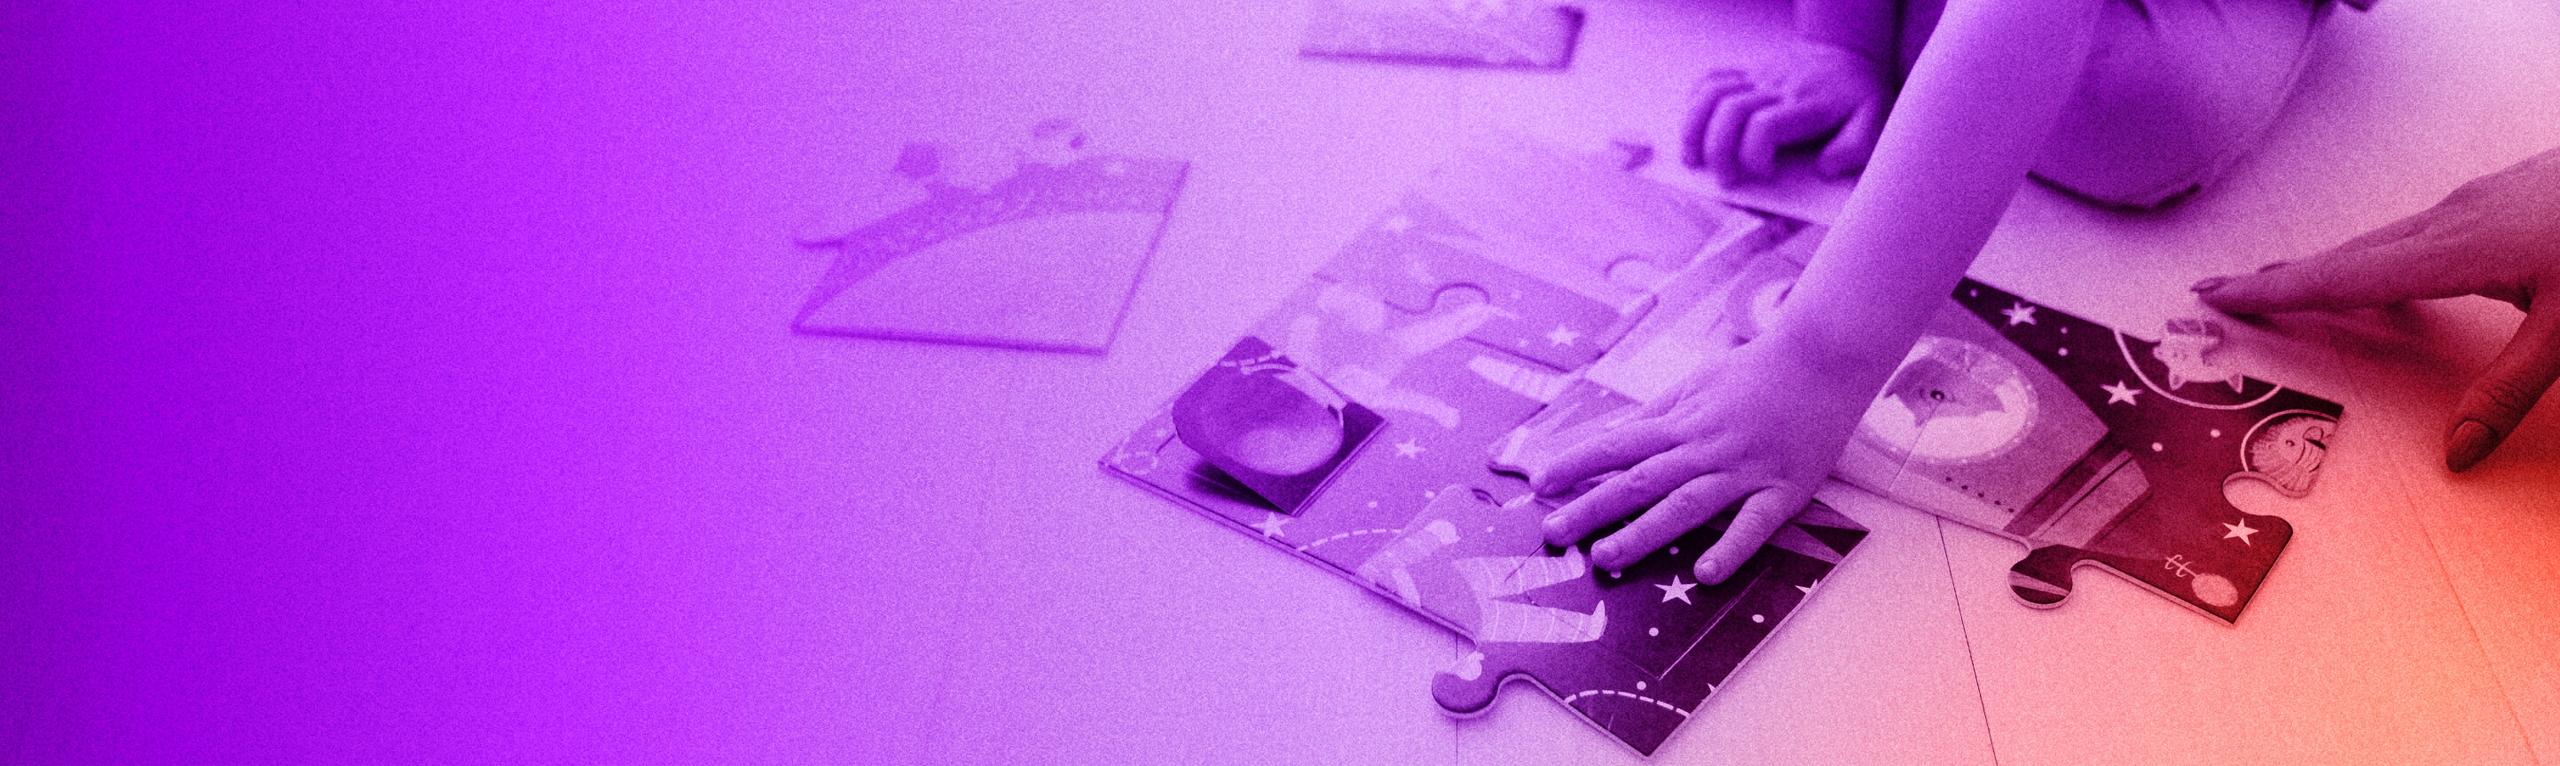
[1394,438,1425,458]
[1544,325,1581,347]
[2223,520,2258,545]
[1252,512,1291,538]
[1102,160,1130,176]
[2002,302,2039,326]
[2103,381,2143,406]
[1657,575,1696,604]
[1381,214,1414,234]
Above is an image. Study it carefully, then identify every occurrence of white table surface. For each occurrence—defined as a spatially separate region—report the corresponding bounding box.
[9,0,2558,763]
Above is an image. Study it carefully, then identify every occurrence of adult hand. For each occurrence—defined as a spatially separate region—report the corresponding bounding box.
[2194,146,2560,472]
[1683,40,1892,182]
[1531,334,1871,584]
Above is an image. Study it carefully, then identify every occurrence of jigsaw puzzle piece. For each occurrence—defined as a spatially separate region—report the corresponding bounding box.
[1860,281,2343,621]
[1511,501,1862,681]
[1103,279,1553,577]
[2004,505,2294,622]
[1343,487,1593,636]
[1104,405,1402,556]
[1435,630,1681,753]
[1168,337,1385,515]
[1300,0,1586,69]
[794,124,1187,354]
[1252,278,1574,431]
[1485,378,1644,480]
[1578,220,1812,402]
[1841,295,2116,535]
[1433,500,1868,756]
[1414,141,1740,300]
[1482,227,1813,480]
[1314,197,1641,372]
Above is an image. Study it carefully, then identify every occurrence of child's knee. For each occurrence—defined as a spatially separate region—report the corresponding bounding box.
[2032,0,2326,209]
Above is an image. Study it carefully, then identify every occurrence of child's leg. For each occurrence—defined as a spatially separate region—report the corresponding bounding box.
[2028,0,2331,209]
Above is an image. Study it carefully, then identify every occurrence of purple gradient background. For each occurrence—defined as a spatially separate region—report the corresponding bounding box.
[8,0,2558,764]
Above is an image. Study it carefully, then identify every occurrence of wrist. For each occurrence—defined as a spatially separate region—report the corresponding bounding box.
[1756,316,1915,402]
[1793,38,1890,75]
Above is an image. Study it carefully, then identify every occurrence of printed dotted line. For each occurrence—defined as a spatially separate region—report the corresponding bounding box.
[1561,689,1693,718]
[1295,528,1398,553]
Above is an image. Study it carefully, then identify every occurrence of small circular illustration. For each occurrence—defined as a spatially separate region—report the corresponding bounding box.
[1860,335,2037,463]
[2191,573,2240,608]
[2240,411,2338,497]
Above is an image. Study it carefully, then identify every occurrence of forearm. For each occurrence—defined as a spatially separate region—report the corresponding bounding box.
[1770,0,2106,386]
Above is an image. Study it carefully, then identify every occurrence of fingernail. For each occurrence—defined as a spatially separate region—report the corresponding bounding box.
[2257,260,2294,273]
[2447,419,2500,473]
[2189,276,2231,294]
[1695,558,1728,585]
[1592,540,1621,566]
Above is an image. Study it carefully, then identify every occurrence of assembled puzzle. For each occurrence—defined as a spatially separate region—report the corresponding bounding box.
[1101,143,2341,754]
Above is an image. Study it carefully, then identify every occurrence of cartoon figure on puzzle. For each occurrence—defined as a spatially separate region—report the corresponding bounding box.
[1284,281,1508,430]
[2154,317,2248,392]
[1351,492,1608,643]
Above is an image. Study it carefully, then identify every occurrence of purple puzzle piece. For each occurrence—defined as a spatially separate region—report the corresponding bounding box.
[1433,501,1868,756]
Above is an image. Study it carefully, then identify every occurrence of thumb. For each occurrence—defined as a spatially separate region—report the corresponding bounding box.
[2445,302,2560,472]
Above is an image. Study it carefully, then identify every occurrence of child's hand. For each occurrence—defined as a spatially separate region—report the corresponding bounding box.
[1683,40,1892,182]
[2195,145,2560,473]
[1530,333,1873,584]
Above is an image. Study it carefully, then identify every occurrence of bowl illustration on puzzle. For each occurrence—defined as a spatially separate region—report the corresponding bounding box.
[1174,362,1347,477]
[1168,338,1386,514]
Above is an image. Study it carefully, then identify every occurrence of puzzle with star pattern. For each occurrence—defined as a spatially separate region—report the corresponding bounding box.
[1103,146,1869,755]
[1493,225,2346,623]
[1101,145,2341,755]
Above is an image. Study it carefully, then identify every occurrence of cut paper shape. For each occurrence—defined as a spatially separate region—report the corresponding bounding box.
[793,128,1187,354]
[1300,0,1586,69]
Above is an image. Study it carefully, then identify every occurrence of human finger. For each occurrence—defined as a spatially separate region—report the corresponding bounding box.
[1737,102,1829,179]
[2195,209,2483,315]
[1693,487,1806,585]
[1683,78,1758,169]
[1588,473,1746,572]
[1529,416,1682,496]
[1704,92,1781,181]
[1540,446,1714,548]
[1815,98,1883,178]
[2445,301,2560,472]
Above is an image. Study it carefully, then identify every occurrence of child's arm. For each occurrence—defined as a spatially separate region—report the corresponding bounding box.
[1539,0,2110,584]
